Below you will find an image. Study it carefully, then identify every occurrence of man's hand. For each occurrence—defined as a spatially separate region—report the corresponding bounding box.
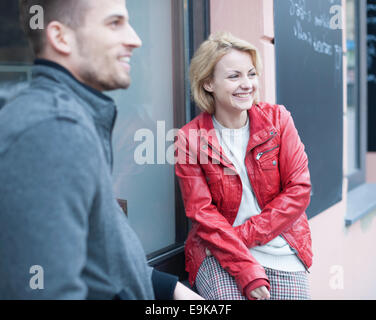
[173,281,205,300]
[250,286,270,300]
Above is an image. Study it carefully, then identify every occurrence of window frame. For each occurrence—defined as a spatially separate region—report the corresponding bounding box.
[347,0,368,191]
[147,0,210,280]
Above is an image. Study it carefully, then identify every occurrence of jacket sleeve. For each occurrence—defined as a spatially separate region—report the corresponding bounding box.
[175,130,270,296]
[0,119,99,299]
[151,268,178,300]
[234,105,312,248]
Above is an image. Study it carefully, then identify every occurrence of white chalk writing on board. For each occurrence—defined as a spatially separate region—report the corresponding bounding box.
[289,0,342,72]
[289,0,312,22]
[293,19,340,59]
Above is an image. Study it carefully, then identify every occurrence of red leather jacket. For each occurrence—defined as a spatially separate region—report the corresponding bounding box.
[175,103,313,296]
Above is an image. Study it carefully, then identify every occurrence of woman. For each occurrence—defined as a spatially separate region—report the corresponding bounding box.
[175,32,313,300]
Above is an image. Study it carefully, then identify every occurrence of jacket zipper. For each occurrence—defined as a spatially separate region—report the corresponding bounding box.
[251,133,276,154]
[109,107,117,171]
[255,145,279,160]
[280,233,310,273]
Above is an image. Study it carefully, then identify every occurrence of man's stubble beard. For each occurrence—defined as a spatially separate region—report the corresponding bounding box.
[75,35,131,92]
[76,58,131,92]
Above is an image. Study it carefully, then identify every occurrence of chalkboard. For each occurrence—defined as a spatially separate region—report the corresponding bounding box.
[368,0,376,151]
[274,0,343,219]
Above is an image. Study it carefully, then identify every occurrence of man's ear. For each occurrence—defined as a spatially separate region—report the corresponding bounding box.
[45,21,74,55]
[203,80,214,93]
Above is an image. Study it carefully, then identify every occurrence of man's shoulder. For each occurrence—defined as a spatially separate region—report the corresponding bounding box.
[0,82,29,111]
[1,80,93,124]
[0,84,98,155]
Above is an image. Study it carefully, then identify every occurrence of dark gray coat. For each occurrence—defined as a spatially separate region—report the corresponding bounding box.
[0,63,155,299]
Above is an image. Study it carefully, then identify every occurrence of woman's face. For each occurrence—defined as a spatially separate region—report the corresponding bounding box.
[205,49,259,115]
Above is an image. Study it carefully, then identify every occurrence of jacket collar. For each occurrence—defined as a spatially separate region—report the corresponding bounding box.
[245,104,278,152]
[33,59,117,132]
[197,105,277,167]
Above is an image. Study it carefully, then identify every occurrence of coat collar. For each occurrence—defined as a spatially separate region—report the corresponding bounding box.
[33,59,117,133]
[196,105,277,168]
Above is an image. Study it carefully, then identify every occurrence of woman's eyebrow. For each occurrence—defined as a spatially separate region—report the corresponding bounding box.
[226,67,256,74]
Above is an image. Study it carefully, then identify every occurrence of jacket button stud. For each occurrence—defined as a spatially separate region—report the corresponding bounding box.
[59,93,70,101]
[272,160,277,166]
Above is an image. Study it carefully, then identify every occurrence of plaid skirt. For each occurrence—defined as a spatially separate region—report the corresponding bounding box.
[195,256,311,300]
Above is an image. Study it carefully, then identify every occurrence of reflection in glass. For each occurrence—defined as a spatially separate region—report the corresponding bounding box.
[108,0,176,255]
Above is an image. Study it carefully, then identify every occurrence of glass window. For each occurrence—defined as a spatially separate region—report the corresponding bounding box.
[108,0,179,256]
[346,0,367,190]
[0,2,33,86]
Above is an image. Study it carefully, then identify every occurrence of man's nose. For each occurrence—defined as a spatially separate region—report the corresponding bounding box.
[124,24,142,49]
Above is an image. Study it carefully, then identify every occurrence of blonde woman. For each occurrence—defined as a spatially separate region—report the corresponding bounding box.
[175,32,312,300]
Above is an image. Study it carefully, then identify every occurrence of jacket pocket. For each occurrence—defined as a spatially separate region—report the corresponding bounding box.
[256,144,280,163]
[257,146,281,192]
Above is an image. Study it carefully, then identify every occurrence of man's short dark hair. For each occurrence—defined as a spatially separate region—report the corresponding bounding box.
[18,0,89,56]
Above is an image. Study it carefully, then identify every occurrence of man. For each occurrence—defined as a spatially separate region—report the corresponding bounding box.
[0,0,202,299]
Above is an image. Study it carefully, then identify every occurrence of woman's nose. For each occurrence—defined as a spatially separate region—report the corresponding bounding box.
[240,77,252,89]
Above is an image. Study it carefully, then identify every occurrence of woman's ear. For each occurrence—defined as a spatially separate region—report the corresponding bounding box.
[203,80,214,93]
[45,21,73,55]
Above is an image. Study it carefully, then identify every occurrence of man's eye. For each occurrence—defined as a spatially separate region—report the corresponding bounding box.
[110,20,120,27]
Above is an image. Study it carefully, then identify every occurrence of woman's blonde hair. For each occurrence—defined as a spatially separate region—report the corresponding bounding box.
[190,32,262,114]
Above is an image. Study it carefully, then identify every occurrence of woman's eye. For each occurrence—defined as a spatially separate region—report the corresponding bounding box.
[228,75,238,79]
[248,72,257,77]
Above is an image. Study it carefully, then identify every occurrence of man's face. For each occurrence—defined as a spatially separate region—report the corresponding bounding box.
[69,0,142,91]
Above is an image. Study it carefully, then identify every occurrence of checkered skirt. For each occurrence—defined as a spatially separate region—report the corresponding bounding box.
[195,256,311,300]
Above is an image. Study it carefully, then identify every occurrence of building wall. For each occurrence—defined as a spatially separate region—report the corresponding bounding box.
[210,0,276,104]
[210,0,376,299]
[366,152,376,183]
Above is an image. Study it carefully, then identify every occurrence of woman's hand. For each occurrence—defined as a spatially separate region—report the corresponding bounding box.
[249,285,270,300]
[173,281,205,300]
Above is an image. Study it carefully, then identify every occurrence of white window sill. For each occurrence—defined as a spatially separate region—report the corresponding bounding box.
[345,183,376,226]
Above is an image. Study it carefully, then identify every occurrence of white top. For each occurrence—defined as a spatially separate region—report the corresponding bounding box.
[212,115,305,272]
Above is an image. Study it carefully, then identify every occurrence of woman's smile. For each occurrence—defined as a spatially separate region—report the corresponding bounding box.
[233,91,253,100]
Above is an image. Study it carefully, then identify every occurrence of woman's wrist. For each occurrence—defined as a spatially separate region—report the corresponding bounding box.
[244,278,270,300]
